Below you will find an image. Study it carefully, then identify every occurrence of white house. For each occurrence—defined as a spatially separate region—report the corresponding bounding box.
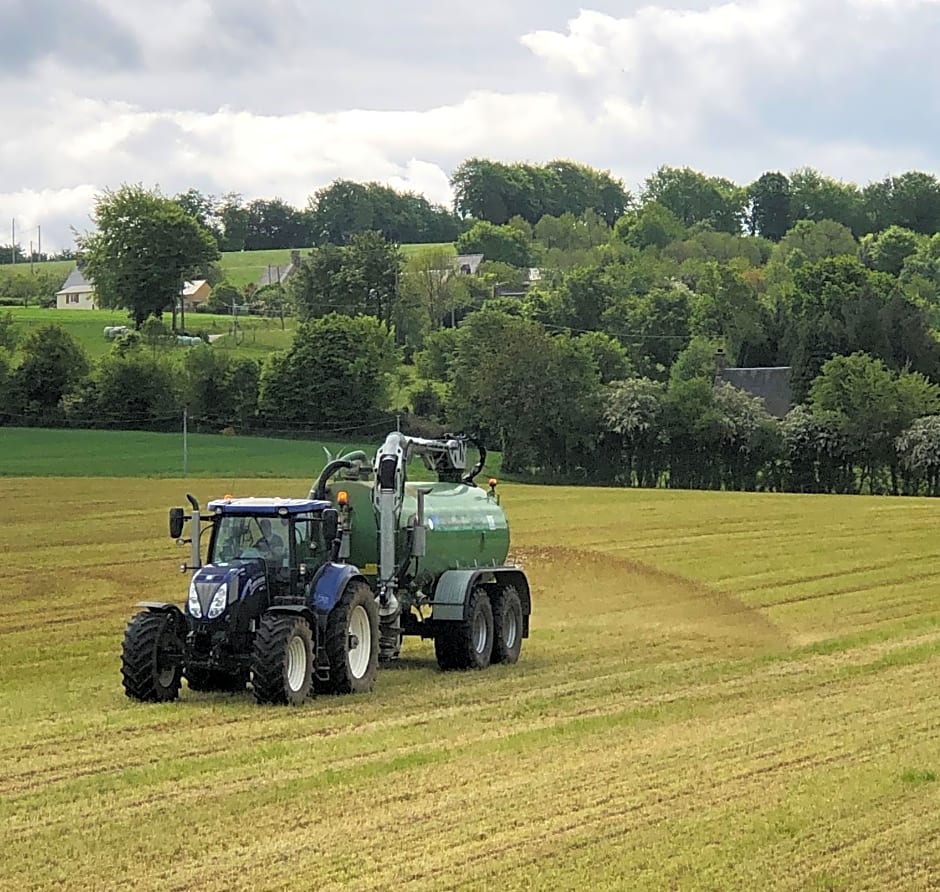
[56,267,97,309]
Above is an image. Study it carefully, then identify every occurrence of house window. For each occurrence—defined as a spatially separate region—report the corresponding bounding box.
[68,294,79,304]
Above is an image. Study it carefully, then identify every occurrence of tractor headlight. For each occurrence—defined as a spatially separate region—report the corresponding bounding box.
[187,578,202,619]
[207,582,229,620]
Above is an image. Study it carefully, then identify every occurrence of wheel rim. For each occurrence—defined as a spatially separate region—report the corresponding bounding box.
[503,607,518,649]
[156,663,175,687]
[472,608,488,654]
[348,605,371,679]
[286,633,308,692]
[155,628,176,687]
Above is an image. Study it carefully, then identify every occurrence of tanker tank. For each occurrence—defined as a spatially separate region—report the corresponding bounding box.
[338,479,509,581]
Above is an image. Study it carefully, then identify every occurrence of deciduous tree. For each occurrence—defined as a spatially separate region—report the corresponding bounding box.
[79,185,220,328]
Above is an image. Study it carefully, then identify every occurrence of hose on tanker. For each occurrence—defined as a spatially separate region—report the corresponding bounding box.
[461,437,486,486]
[311,459,354,500]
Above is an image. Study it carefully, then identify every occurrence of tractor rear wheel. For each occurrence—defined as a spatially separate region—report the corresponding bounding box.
[434,587,494,671]
[491,586,524,665]
[251,614,314,705]
[325,581,380,694]
[185,667,247,693]
[121,611,183,702]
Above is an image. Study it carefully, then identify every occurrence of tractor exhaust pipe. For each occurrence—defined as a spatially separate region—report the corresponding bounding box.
[186,493,201,570]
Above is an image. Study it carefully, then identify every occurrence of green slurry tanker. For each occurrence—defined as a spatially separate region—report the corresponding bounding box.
[121,432,531,705]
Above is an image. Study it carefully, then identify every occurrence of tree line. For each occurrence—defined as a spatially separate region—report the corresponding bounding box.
[12,158,940,496]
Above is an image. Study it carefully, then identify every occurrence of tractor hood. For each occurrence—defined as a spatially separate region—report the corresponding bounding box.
[187,559,266,620]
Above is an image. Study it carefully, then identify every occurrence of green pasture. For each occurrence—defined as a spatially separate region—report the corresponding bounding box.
[219,249,298,288]
[218,243,455,287]
[0,427,501,480]
[2,476,940,890]
[0,242,458,297]
[2,306,297,359]
[400,242,455,256]
[0,259,74,281]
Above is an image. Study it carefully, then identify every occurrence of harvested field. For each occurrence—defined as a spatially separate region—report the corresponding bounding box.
[2,479,940,890]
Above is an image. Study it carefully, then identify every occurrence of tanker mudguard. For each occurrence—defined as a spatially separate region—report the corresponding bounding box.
[431,568,531,628]
[311,563,367,614]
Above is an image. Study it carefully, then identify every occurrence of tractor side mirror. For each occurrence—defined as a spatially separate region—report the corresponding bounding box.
[169,507,185,540]
[322,508,339,546]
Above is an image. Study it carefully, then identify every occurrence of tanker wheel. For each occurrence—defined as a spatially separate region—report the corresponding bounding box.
[185,667,247,693]
[325,581,380,694]
[121,611,182,702]
[434,587,494,671]
[491,586,524,665]
[251,614,314,705]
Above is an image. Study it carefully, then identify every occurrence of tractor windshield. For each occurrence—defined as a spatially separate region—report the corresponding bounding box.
[211,515,290,568]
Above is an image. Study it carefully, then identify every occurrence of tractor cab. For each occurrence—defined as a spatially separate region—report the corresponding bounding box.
[203,497,337,596]
[183,497,337,627]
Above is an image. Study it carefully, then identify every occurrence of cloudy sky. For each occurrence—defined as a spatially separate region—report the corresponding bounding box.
[2,0,940,251]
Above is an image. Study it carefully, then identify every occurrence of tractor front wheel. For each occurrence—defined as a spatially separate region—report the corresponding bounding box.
[121,611,183,702]
[251,614,314,705]
[325,581,380,694]
[434,588,494,671]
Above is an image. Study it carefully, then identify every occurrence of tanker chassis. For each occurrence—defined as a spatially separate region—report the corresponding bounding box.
[121,433,531,705]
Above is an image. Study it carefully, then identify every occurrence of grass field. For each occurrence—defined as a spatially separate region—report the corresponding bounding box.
[0,259,74,281]
[218,243,454,287]
[219,250,297,288]
[0,428,465,479]
[0,242,457,297]
[3,307,297,360]
[3,474,940,890]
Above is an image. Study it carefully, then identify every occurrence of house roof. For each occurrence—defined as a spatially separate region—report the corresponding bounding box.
[57,266,93,294]
[718,367,793,419]
[454,253,484,274]
[182,279,208,296]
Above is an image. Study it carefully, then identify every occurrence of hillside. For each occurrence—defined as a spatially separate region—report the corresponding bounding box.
[0,242,458,295]
[2,307,296,360]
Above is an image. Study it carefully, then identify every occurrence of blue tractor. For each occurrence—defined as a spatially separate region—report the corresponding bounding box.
[120,495,379,705]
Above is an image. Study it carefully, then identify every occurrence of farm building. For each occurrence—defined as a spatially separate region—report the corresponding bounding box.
[455,253,484,275]
[716,356,793,419]
[182,279,210,309]
[55,266,97,310]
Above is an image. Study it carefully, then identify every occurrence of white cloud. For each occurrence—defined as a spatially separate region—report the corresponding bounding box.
[3,1,940,251]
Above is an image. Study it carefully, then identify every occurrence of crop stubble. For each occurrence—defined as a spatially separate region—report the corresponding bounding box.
[2,479,940,890]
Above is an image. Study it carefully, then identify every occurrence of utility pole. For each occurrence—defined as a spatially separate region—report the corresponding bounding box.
[182,408,189,476]
[37,225,41,261]
[11,218,15,264]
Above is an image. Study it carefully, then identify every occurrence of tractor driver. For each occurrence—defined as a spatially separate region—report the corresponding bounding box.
[253,517,287,565]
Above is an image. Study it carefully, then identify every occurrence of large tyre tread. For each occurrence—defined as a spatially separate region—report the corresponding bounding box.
[491,586,524,665]
[325,581,380,695]
[121,611,182,702]
[251,614,313,706]
[434,588,494,672]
